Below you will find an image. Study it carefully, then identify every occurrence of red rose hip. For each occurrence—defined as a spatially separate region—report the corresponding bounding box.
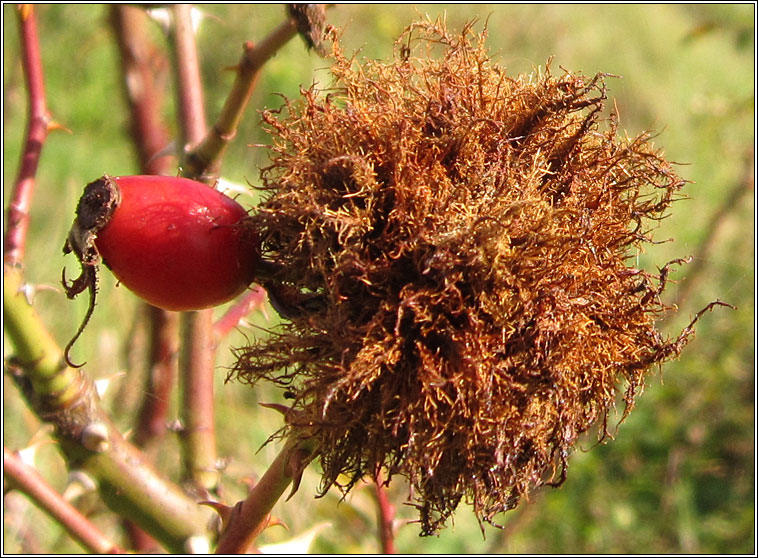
[93,175,258,311]
[63,174,259,312]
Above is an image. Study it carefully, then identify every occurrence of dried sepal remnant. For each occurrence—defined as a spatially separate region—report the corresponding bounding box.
[287,3,328,56]
[235,20,694,533]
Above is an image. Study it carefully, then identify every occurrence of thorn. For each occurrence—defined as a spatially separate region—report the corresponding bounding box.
[146,8,172,34]
[286,481,300,501]
[46,119,72,134]
[145,140,177,167]
[266,515,288,531]
[236,318,253,329]
[186,6,207,33]
[16,438,54,468]
[62,470,98,502]
[285,447,314,502]
[80,422,110,453]
[216,178,256,199]
[215,456,232,474]
[17,282,61,305]
[166,419,184,432]
[391,518,408,532]
[259,402,290,416]
[17,281,35,305]
[199,500,234,527]
[146,6,206,35]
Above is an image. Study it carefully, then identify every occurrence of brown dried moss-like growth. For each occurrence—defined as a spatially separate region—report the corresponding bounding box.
[234,20,703,534]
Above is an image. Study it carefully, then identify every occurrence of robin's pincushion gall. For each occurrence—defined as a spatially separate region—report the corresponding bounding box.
[234,20,718,534]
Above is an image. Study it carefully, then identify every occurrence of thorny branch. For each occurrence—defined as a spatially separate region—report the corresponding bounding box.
[4,4,53,267]
[4,5,213,552]
[179,6,320,180]
[213,286,267,339]
[214,441,314,554]
[3,447,124,554]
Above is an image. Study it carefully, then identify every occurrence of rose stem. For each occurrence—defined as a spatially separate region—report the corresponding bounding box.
[3,4,52,268]
[213,286,267,340]
[215,441,313,554]
[181,11,299,179]
[4,446,124,554]
[4,5,214,552]
[373,472,397,554]
[169,3,221,495]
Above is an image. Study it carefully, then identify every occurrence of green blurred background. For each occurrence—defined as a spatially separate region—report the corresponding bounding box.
[3,4,754,554]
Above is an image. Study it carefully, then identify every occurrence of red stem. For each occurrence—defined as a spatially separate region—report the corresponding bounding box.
[373,472,396,554]
[213,286,267,340]
[4,446,123,554]
[4,5,51,267]
[215,443,312,554]
[110,5,174,175]
[172,4,207,153]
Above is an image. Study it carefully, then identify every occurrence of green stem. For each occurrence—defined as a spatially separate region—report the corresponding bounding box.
[170,4,221,494]
[4,266,213,553]
[4,266,77,397]
[72,434,212,553]
[179,310,220,492]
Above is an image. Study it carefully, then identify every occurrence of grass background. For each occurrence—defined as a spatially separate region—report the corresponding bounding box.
[3,4,754,554]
